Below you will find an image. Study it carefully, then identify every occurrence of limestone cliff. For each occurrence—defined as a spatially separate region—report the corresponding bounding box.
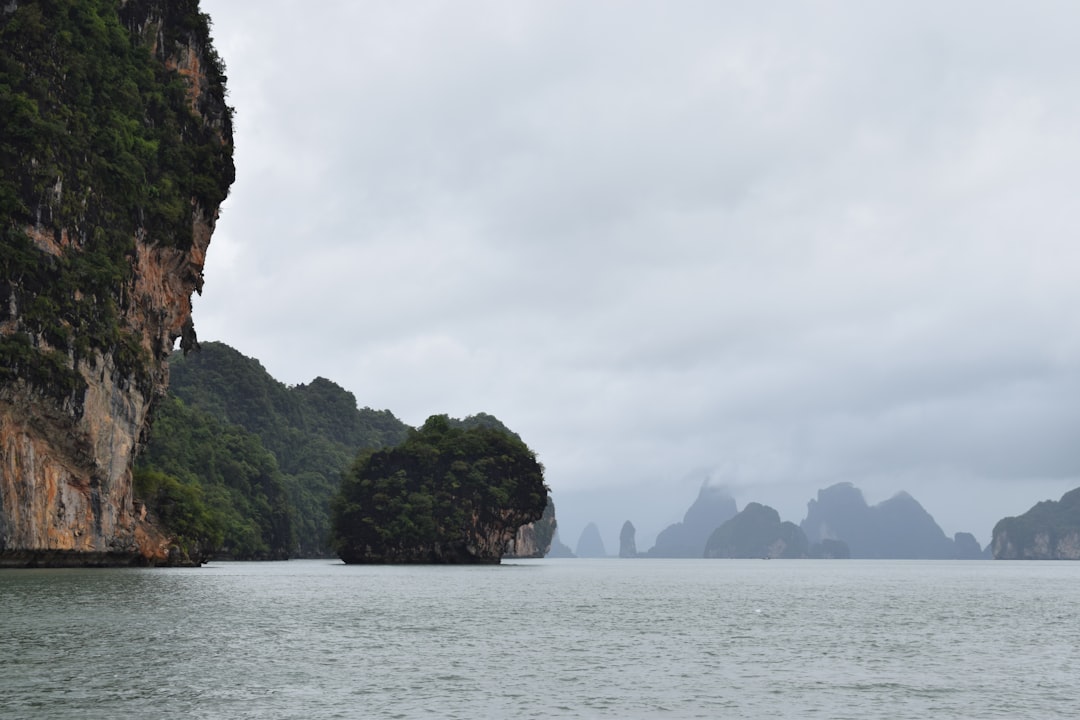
[504,495,557,559]
[992,488,1080,560]
[0,1,233,565]
[619,520,637,558]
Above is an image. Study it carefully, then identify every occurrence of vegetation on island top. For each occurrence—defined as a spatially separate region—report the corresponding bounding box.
[136,342,410,561]
[137,342,546,564]
[332,414,548,564]
[0,0,233,399]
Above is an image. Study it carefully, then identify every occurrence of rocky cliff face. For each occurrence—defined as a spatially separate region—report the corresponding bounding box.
[504,495,557,558]
[0,1,233,566]
[992,488,1080,560]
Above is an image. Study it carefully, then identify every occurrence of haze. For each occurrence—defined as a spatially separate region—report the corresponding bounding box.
[195,1,1080,550]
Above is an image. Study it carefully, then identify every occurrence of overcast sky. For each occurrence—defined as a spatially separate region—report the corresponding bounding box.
[195,0,1080,551]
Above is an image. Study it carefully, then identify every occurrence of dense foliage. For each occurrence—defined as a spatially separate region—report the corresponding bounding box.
[136,395,292,562]
[332,415,548,564]
[139,342,410,557]
[0,0,233,397]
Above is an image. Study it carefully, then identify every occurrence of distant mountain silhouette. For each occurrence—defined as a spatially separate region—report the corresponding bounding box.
[704,503,808,558]
[646,485,737,557]
[953,532,988,559]
[575,522,608,558]
[619,521,638,558]
[801,482,983,559]
[992,487,1080,559]
[546,530,576,558]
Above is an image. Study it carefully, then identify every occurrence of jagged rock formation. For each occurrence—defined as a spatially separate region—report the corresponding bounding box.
[575,522,607,558]
[0,1,234,566]
[646,484,737,557]
[504,495,557,558]
[801,482,980,559]
[704,503,808,559]
[992,488,1080,560]
[619,520,638,558]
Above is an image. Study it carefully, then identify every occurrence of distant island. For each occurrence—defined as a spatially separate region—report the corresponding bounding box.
[992,488,1080,560]
[704,503,808,559]
[613,481,993,560]
[645,485,736,557]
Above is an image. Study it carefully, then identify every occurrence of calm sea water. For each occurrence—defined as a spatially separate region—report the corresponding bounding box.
[1,559,1078,719]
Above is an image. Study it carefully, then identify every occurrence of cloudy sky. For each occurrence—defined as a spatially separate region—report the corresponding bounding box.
[195,0,1080,551]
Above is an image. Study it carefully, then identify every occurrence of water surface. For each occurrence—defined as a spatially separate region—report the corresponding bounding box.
[2,559,1078,718]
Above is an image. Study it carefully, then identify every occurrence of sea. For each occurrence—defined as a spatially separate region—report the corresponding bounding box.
[1,558,1078,719]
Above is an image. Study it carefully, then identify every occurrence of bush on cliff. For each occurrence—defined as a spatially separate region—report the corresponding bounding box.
[331,415,548,564]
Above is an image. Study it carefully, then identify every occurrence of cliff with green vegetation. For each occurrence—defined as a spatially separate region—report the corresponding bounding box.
[0,0,233,565]
[992,488,1080,560]
[137,341,410,560]
[332,415,548,564]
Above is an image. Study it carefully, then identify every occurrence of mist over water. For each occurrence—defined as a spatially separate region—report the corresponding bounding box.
[2,559,1078,719]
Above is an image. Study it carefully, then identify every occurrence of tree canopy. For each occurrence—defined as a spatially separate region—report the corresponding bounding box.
[332,415,548,564]
[145,342,410,557]
[0,0,234,400]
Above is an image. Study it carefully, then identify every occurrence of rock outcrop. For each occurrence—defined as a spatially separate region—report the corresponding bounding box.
[0,1,234,566]
[992,488,1080,560]
[575,522,607,558]
[704,502,808,559]
[646,484,737,557]
[801,483,979,559]
[504,495,558,558]
[619,520,638,558]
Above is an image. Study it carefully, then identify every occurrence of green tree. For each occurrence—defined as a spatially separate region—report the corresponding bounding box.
[136,395,293,560]
[162,342,410,555]
[332,415,548,564]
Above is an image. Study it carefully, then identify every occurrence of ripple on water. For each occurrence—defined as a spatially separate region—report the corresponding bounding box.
[2,560,1079,719]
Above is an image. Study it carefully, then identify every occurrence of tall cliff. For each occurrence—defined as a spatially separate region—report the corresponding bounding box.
[503,495,557,558]
[0,0,234,565]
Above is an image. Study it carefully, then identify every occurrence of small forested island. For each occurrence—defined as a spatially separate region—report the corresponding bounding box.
[331,415,548,564]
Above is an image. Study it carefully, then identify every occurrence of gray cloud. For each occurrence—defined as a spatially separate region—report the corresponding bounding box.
[198,1,1080,548]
